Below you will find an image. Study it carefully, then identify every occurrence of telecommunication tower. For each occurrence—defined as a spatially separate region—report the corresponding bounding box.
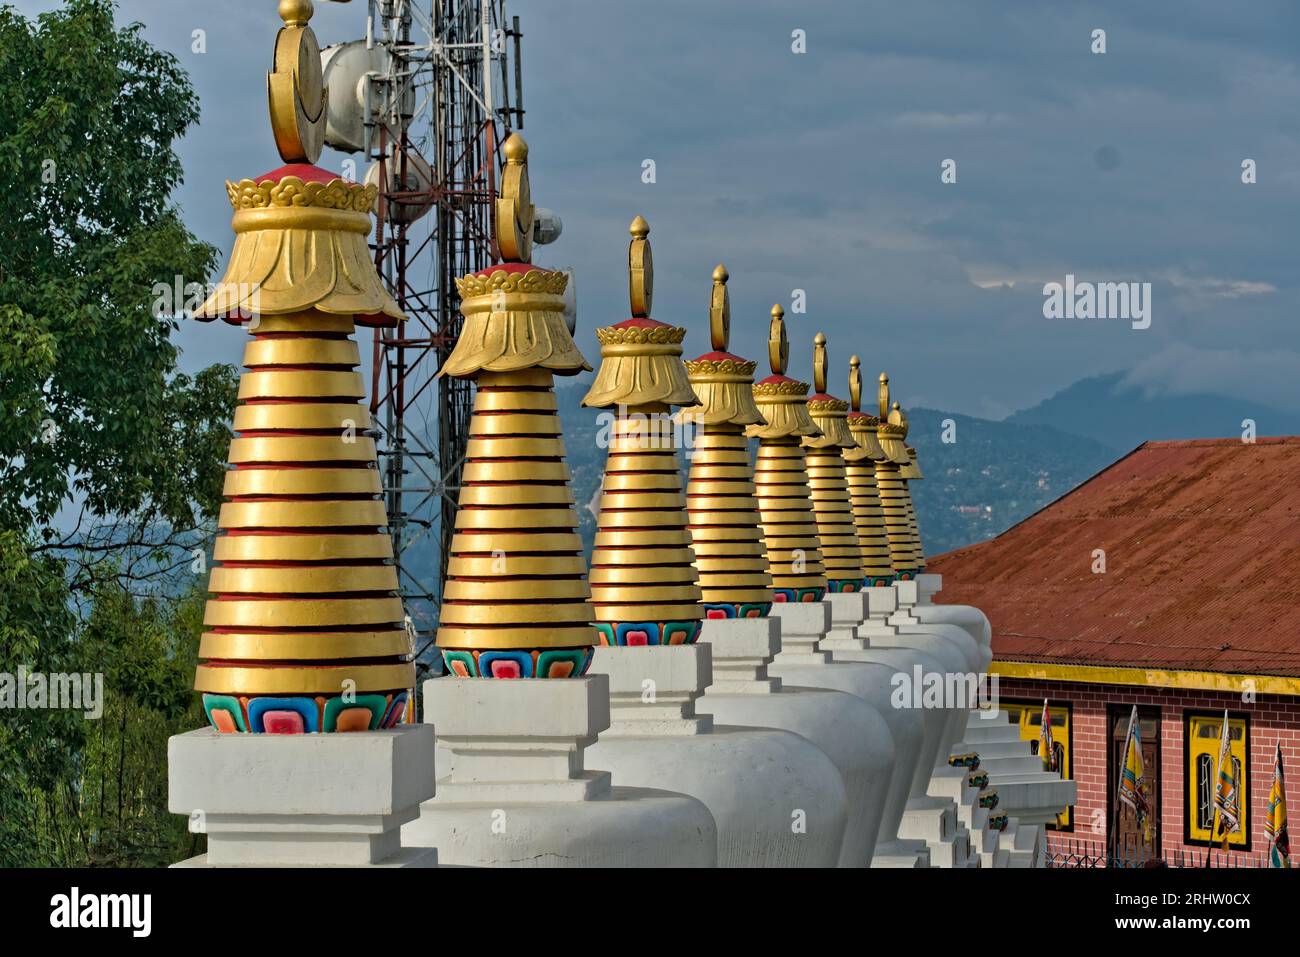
[319,0,543,677]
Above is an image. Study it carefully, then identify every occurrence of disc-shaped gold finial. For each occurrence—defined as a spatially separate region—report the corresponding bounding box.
[268,0,326,164]
[849,355,862,412]
[878,372,890,419]
[768,304,789,376]
[813,332,828,394]
[496,133,536,262]
[709,264,730,351]
[629,216,653,318]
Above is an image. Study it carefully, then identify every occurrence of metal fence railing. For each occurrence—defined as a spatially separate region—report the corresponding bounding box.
[1046,838,1269,868]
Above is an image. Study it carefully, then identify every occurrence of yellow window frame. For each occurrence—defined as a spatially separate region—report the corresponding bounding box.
[1185,712,1249,848]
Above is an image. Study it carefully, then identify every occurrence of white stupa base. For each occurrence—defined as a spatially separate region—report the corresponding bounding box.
[870,838,931,868]
[927,763,1013,868]
[863,585,987,768]
[696,615,894,867]
[768,602,936,867]
[168,726,438,867]
[586,643,848,868]
[899,795,974,868]
[818,591,958,861]
[908,575,993,665]
[404,675,717,867]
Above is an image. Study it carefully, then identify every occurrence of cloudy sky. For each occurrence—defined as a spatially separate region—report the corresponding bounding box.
[19,0,1300,418]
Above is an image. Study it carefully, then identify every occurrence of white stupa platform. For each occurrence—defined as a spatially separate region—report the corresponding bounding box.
[955,710,1078,840]
[402,675,718,867]
[168,725,438,867]
[695,614,896,866]
[585,642,850,868]
[765,601,943,866]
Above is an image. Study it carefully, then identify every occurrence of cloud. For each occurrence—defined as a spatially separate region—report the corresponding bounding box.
[1120,342,1300,412]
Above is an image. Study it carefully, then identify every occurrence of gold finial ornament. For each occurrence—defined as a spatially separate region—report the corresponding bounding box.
[768,304,790,376]
[193,1,400,324]
[747,308,827,602]
[874,371,922,578]
[628,215,653,317]
[268,0,326,164]
[191,1,414,732]
[583,220,703,645]
[845,356,896,585]
[681,267,774,618]
[436,135,597,677]
[801,333,866,592]
[813,332,828,395]
[496,132,535,262]
[439,135,588,377]
[709,264,730,351]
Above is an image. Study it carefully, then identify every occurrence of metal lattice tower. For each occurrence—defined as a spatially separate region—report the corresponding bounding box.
[326,0,524,677]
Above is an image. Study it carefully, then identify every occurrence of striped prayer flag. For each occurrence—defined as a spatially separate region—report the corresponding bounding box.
[1265,744,1290,869]
[1117,705,1151,838]
[1039,698,1058,773]
[1213,710,1240,838]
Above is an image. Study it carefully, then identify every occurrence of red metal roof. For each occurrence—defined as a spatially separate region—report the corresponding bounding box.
[926,437,1300,676]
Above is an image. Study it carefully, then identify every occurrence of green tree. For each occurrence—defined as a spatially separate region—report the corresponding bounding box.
[0,0,236,865]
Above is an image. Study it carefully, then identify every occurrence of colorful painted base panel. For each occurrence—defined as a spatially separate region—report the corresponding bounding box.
[826,578,865,593]
[440,646,594,679]
[979,790,999,810]
[894,570,915,581]
[593,620,704,647]
[702,601,772,621]
[772,586,827,604]
[865,576,895,587]
[202,691,408,734]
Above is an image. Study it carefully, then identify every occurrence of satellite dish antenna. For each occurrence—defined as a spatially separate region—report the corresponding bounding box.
[319,39,386,154]
[364,152,436,224]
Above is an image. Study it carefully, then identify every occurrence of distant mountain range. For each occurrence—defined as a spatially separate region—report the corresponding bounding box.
[1005,371,1300,452]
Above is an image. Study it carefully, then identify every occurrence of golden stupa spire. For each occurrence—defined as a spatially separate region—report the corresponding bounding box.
[747,305,828,603]
[874,373,922,578]
[680,266,774,618]
[844,355,896,584]
[191,0,413,733]
[435,132,597,677]
[582,218,703,645]
[802,333,866,592]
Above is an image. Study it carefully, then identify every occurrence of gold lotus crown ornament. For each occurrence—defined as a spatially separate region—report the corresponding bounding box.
[436,132,596,677]
[747,305,828,603]
[191,0,413,733]
[801,333,867,592]
[845,355,897,584]
[680,266,775,618]
[582,218,704,646]
[874,373,922,578]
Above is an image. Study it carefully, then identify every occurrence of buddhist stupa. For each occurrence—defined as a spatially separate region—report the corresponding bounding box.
[901,445,926,573]
[434,133,597,677]
[845,356,897,586]
[582,217,703,645]
[190,0,413,733]
[875,373,921,579]
[747,306,828,602]
[681,266,774,619]
[803,333,867,592]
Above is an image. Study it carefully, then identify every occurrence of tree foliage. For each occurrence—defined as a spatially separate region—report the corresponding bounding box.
[0,0,234,533]
[0,0,235,865]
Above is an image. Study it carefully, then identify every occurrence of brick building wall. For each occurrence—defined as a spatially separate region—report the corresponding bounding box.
[996,675,1300,862]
